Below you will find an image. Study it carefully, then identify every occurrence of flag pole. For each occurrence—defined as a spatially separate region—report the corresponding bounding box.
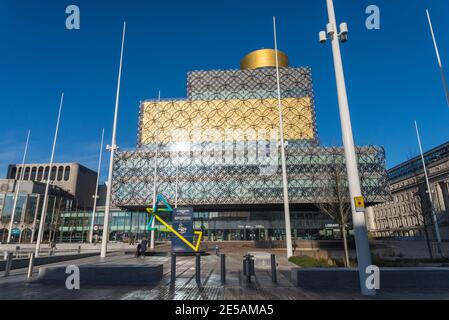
[35,93,64,256]
[101,22,126,258]
[426,9,449,109]
[89,128,105,243]
[7,130,31,244]
[414,120,443,256]
[273,16,293,258]
[150,91,161,250]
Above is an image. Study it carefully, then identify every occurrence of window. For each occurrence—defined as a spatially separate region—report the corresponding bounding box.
[50,166,57,181]
[64,166,70,181]
[30,167,37,180]
[10,167,17,179]
[37,167,43,181]
[24,167,30,180]
[57,166,64,181]
[0,194,5,219]
[24,195,38,224]
[44,166,50,181]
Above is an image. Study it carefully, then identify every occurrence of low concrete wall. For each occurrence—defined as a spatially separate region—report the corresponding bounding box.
[37,264,164,286]
[248,252,271,268]
[255,240,356,250]
[291,267,449,290]
[0,253,99,271]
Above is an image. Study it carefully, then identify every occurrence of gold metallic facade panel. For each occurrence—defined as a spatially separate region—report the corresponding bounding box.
[139,97,315,144]
[240,49,289,70]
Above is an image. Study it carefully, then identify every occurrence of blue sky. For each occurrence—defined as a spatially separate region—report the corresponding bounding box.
[1,0,448,182]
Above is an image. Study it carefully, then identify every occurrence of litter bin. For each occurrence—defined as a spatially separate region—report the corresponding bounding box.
[242,254,255,283]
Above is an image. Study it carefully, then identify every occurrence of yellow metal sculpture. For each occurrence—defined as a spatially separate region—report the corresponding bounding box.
[146,194,203,252]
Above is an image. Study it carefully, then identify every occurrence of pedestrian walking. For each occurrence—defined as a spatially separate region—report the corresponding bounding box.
[136,243,142,257]
[140,238,148,258]
[214,244,220,256]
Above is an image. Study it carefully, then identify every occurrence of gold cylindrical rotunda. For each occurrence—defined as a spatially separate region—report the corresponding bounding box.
[240,49,289,70]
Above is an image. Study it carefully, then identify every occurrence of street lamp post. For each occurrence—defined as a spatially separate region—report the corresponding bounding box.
[101,22,126,258]
[414,120,443,256]
[89,128,104,243]
[7,130,31,244]
[320,0,374,296]
[35,93,64,256]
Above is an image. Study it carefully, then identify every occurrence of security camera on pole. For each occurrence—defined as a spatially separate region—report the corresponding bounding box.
[319,0,375,296]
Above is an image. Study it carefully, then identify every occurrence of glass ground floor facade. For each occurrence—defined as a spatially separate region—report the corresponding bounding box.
[0,190,73,244]
[55,209,343,243]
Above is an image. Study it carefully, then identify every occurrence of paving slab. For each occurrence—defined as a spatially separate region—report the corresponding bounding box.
[0,252,448,300]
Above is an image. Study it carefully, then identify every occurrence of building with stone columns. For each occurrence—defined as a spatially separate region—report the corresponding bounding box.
[0,163,97,243]
[367,141,449,241]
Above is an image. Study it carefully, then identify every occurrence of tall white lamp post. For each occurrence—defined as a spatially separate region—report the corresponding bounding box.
[101,22,126,258]
[319,0,374,295]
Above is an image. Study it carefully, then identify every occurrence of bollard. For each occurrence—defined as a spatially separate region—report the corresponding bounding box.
[78,245,81,254]
[243,254,254,283]
[271,254,277,283]
[27,252,35,279]
[220,254,226,284]
[171,253,176,283]
[245,255,251,283]
[15,246,20,259]
[195,254,201,284]
[4,252,13,277]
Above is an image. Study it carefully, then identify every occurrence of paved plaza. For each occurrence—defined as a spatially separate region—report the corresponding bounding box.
[1,247,449,300]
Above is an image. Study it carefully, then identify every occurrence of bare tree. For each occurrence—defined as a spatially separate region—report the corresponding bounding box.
[408,151,434,259]
[409,191,433,259]
[315,148,351,267]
